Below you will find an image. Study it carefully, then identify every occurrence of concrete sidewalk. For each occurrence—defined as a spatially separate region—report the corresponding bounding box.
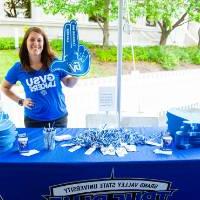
[1,69,200,128]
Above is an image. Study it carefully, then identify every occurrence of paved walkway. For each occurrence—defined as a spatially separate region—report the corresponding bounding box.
[1,69,200,128]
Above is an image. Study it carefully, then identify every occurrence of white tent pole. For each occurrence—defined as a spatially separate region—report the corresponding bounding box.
[116,0,124,128]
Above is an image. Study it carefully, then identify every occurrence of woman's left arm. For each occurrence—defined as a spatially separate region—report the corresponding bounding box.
[61,76,78,88]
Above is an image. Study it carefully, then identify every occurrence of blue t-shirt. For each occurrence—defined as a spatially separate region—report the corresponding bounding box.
[5,62,68,121]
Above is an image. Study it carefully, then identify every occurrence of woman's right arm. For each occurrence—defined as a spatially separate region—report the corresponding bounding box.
[1,80,21,103]
[1,80,33,109]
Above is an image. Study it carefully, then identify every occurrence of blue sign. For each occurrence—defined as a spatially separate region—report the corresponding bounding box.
[50,20,91,76]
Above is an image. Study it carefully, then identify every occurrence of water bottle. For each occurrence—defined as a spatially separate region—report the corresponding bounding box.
[161,132,173,151]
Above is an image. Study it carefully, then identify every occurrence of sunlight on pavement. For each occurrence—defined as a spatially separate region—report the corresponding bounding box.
[1,69,200,128]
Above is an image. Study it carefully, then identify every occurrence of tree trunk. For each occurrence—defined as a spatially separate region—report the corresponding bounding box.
[103,20,109,47]
[159,29,171,45]
[158,12,188,46]
[102,0,110,47]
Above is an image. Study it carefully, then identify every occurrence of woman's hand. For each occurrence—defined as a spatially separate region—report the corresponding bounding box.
[1,80,35,109]
[61,76,78,88]
[23,98,34,109]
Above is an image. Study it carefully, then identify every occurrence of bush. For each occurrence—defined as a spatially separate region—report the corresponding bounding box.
[133,47,149,61]
[95,47,117,62]
[0,38,15,50]
[158,48,179,70]
[50,39,62,51]
[0,37,23,50]
[173,47,191,63]
[186,47,200,65]
[0,36,199,68]
[192,53,200,64]
[123,48,133,61]
[88,45,199,69]
[145,46,161,62]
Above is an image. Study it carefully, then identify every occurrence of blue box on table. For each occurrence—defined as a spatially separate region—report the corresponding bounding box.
[166,108,200,136]
[166,108,200,149]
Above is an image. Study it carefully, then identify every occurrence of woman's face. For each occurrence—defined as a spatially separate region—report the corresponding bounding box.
[26,31,44,57]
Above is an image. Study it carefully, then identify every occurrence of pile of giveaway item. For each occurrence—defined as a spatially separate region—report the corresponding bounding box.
[0,110,17,152]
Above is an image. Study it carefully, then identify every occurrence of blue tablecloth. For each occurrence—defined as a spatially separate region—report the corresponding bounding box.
[0,128,200,200]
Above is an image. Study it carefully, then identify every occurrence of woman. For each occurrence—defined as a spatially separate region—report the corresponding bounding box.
[1,27,78,128]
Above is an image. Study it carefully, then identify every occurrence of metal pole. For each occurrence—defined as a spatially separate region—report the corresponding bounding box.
[116,0,124,128]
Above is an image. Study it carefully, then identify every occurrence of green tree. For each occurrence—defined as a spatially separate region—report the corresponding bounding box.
[4,0,31,18]
[129,0,200,45]
[33,0,118,47]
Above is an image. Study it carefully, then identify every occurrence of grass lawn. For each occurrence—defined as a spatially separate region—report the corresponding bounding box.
[0,50,19,81]
[0,49,124,82]
[1,49,200,83]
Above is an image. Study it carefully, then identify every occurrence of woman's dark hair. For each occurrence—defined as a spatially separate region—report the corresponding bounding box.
[19,27,56,71]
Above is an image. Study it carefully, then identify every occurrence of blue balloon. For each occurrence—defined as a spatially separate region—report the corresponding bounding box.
[50,20,91,76]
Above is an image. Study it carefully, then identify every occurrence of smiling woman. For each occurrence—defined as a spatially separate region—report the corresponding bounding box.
[19,27,54,72]
[27,31,44,59]
[1,26,78,128]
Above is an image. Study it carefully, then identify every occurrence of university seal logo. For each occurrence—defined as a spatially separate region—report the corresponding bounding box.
[43,170,177,200]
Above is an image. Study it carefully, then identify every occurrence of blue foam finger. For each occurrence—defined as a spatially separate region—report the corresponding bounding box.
[68,45,90,76]
[70,20,79,53]
[50,20,91,76]
[50,60,69,73]
[78,45,85,57]
[66,49,90,76]
[63,22,71,59]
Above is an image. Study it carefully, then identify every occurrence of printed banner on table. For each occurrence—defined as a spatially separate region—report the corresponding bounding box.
[43,170,177,200]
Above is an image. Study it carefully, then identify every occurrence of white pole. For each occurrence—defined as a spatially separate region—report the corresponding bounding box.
[125,0,136,71]
[14,28,19,49]
[116,0,124,128]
